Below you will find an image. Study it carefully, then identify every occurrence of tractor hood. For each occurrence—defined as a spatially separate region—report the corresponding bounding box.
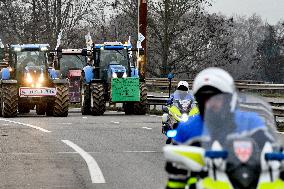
[109,64,126,73]
[108,64,127,78]
[25,65,45,74]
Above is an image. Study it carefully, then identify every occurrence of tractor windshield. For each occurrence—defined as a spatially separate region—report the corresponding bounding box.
[60,55,86,77]
[16,51,47,70]
[100,49,129,71]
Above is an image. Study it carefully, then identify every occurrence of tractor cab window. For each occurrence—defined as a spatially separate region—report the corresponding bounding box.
[100,49,129,71]
[16,51,46,70]
[60,55,86,77]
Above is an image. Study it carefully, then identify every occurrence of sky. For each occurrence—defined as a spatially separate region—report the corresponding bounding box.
[207,0,284,24]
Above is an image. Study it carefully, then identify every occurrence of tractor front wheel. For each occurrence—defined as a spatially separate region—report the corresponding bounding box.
[2,84,18,118]
[53,84,69,117]
[91,83,105,116]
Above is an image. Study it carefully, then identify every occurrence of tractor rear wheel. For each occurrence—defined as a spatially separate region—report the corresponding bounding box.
[133,82,148,115]
[81,84,91,115]
[2,84,18,118]
[91,83,105,116]
[53,84,69,117]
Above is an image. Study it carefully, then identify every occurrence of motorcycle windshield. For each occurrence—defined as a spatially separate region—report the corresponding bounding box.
[172,91,194,111]
[201,93,279,188]
[202,93,278,150]
[172,90,193,101]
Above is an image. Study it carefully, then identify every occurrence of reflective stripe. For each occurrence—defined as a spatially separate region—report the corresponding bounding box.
[189,106,199,116]
[174,150,205,166]
[187,177,197,185]
[167,181,186,189]
[202,177,232,189]
[258,179,284,189]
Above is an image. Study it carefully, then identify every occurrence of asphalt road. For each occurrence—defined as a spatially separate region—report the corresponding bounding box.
[0,110,167,189]
[1,109,284,189]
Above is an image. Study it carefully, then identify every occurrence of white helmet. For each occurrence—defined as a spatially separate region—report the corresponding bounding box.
[192,67,237,116]
[193,67,235,95]
[177,81,189,91]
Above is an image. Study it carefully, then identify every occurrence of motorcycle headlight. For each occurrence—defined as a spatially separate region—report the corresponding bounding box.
[166,130,177,138]
[181,113,189,122]
[112,72,118,78]
[122,72,127,78]
[26,73,33,83]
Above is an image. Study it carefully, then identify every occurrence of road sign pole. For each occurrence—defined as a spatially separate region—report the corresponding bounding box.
[139,0,147,80]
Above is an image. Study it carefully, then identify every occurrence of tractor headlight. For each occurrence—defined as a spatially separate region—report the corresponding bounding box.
[14,47,21,52]
[39,73,44,82]
[122,72,127,78]
[26,73,33,83]
[112,72,118,78]
[40,46,48,51]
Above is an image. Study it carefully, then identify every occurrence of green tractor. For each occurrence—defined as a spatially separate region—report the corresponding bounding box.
[81,42,147,115]
[0,44,69,117]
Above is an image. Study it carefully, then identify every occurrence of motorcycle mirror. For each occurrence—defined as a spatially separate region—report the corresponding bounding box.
[205,150,228,159]
[265,152,284,161]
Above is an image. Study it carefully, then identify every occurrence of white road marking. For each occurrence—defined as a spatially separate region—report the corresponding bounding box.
[277,131,284,134]
[4,151,161,155]
[122,150,159,153]
[142,127,152,130]
[82,117,88,119]
[148,115,162,118]
[0,118,51,133]
[62,140,106,184]
[59,123,72,125]
[111,121,120,124]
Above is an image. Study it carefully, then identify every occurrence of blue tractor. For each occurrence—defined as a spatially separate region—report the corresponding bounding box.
[0,44,69,117]
[81,42,147,115]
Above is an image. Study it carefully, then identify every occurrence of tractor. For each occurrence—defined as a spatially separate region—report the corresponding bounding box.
[81,42,147,115]
[0,44,69,117]
[50,48,87,103]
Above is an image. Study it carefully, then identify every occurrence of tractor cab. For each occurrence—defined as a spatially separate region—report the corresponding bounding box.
[10,44,50,87]
[93,42,134,81]
[0,43,69,117]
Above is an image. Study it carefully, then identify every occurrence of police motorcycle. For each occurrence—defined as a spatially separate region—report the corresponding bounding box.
[162,90,199,144]
[164,93,284,189]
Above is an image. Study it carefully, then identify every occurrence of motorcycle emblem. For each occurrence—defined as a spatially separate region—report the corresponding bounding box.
[233,141,253,163]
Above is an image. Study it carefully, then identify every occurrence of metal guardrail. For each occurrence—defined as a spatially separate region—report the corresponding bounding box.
[145,78,283,91]
[146,95,284,117]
